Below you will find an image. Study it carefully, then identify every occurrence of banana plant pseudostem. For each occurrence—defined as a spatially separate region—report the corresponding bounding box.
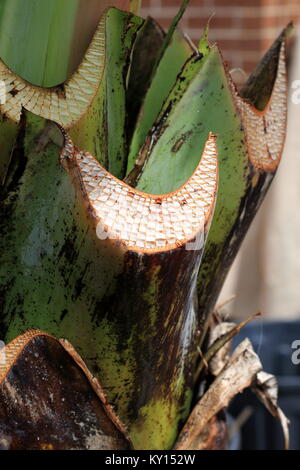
[0,0,290,451]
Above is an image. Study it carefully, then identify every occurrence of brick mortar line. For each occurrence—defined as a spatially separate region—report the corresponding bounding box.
[186,26,286,41]
[140,4,299,19]
[219,50,263,59]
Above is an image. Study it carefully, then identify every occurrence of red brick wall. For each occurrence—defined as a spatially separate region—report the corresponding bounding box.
[140,0,300,73]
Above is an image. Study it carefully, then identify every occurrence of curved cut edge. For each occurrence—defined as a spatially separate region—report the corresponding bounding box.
[59,338,130,441]
[233,42,287,171]
[0,331,129,436]
[0,330,130,449]
[0,13,106,128]
[61,133,218,254]
[0,330,52,385]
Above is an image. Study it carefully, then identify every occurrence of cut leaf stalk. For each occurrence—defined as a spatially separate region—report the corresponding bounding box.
[0,8,144,180]
[197,28,288,344]
[126,29,195,175]
[0,111,218,450]
[0,0,131,87]
[0,4,290,452]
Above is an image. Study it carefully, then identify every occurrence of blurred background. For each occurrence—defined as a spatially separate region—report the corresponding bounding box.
[141,0,300,450]
[141,0,299,74]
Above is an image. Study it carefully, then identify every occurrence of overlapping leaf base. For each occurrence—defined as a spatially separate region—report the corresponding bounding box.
[62,134,217,252]
[0,15,105,127]
[234,43,287,170]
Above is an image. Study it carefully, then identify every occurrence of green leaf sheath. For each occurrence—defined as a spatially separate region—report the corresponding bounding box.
[196,30,288,341]
[126,30,193,174]
[0,112,212,450]
[150,0,190,77]
[126,27,287,344]
[70,9,143,179]
[126,17,165,141]
[0,8,143,181]
[0,0,288,451]
[0,0,80,87]
[0,116,18,185]
[239,23,293,110]
[134,46,237,195]
[0,0,131,87]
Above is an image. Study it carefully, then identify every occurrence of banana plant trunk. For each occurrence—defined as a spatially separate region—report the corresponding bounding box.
[0,0,290,451]
[0,110,217,449]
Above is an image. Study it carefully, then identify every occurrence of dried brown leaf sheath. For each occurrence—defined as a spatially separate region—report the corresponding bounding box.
[0,331,130,450]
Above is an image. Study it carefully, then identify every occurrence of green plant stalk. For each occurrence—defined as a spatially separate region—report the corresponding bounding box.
[150,0,190,78]
[0,8,144,181]
[0,3,288,452]
[126,17,165,140]
[0,0,131,87]
[132,45,245,195]
[0,6,200,449]
[239,23,293,110]
[0,112,217,450]
[70,8,144,178]
[0,0,78,87]
[126,30,194,174]
[0,116,18,185]
[196,28,289,344]
[125,26,287,347]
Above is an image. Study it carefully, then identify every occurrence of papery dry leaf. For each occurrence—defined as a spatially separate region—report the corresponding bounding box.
[175,339,261,450]
[190,412,228,451]
[253,371,290,450]
[208,322,236,376]
[176,335,290,450]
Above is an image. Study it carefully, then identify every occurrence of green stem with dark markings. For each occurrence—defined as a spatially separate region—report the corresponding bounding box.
[151,0,190,76]
[0,8,144,184]
[196,27,289,348]
[0,111,215,450]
